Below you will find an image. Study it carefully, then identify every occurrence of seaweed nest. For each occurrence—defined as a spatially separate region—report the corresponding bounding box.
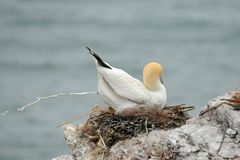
[80,104,194,148]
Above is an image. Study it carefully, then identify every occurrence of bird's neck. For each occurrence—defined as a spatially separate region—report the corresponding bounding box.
[144,77,163,91]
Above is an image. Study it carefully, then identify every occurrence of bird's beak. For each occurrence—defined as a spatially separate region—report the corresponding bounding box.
[160,76,164,84]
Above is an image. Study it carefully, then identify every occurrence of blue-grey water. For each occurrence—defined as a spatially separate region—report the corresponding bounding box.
[0,0,240,159]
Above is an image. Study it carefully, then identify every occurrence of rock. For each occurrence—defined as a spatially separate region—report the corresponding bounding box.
[53,89,240,160]
[226,128,237,138]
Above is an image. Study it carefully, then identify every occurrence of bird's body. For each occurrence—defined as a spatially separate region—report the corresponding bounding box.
[86,47,167,111]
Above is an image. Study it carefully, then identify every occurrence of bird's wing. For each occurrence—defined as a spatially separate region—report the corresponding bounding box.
[97,67,150,104]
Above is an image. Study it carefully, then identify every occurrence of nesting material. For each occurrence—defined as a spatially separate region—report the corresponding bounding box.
[81,104,194,147]
[224,90,240,110]
[200,89,240,116]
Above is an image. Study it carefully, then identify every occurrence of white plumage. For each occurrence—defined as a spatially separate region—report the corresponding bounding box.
[86,47,167,111]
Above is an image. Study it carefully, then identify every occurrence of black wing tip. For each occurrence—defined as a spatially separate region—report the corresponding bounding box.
[86,47,94,55]
[85,47,112,70]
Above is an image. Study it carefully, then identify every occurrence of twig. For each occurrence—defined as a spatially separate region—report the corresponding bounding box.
[57,112,90,128]
[200,97,240,116]
[0,91,97,116]
[165,104,195,112]
[181,106,195,112]
[101,152,105,160]
[199,102,232,116]
[98,133,109,151]
[145,117,149,134]
[221,98,240,103]
[17,91,97,111]
[165,104,185,108]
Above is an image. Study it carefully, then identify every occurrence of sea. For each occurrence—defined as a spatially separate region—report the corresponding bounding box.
[0,0,240,159]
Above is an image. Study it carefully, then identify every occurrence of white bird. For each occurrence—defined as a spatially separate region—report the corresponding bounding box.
[86,47,167,111]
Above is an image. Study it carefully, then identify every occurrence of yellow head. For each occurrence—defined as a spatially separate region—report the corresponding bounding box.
[143,62,164,91]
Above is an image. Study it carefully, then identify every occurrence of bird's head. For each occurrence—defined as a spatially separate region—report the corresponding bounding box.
[143,62,164,91]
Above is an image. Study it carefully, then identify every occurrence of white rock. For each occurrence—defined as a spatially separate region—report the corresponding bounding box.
[226,128,237,138]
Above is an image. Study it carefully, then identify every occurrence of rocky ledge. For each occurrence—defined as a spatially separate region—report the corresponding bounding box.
[53,89,240,160]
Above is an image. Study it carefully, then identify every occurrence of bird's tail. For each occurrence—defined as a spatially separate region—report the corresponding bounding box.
[86,47,112,69]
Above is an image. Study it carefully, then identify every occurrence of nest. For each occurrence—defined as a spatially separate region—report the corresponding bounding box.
[80,104,194,148]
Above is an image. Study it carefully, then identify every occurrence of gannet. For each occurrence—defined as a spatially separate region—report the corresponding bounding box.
[86,47,167,111]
